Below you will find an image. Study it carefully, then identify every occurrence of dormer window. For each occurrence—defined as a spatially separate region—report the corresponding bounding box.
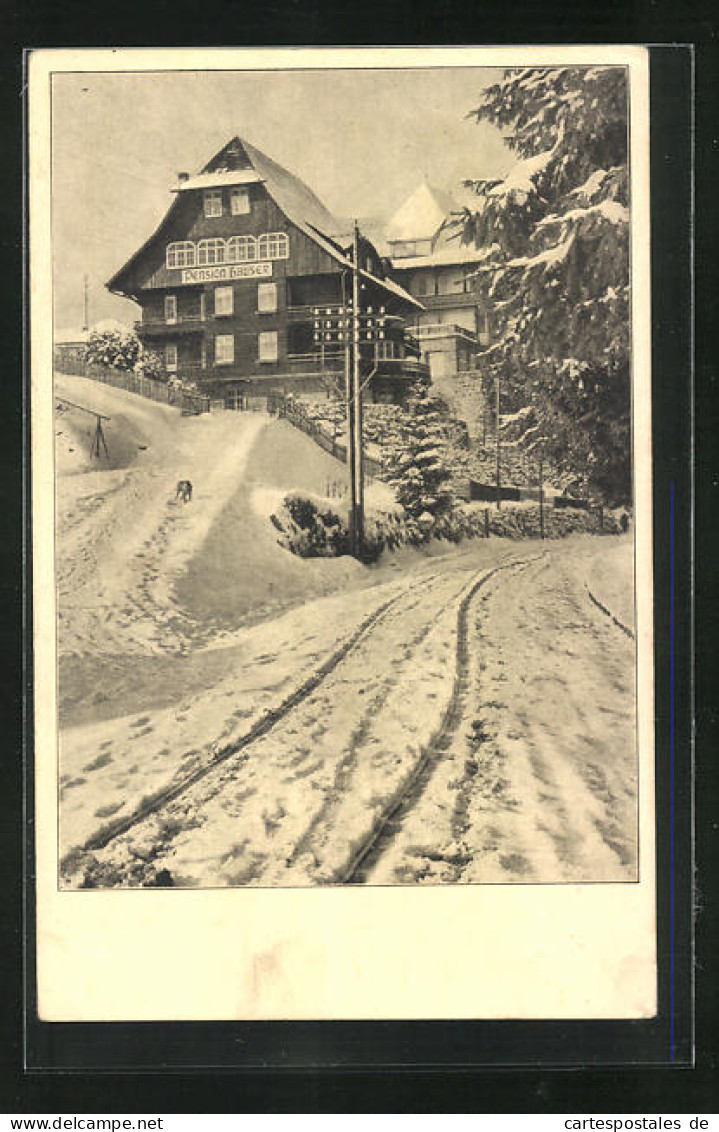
[230,188,250,215]
[204,190,223,218]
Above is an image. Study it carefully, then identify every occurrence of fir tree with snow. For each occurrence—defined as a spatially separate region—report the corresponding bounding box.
[459,66,631,502]
[385,382,455,524]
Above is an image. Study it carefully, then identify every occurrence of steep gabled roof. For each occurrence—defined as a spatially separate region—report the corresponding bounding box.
[108,136,343,296]
[385,181,458,244]
[108,136,423,310]
[241,139,340,236]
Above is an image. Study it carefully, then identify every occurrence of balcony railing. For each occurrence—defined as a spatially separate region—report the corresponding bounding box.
[371,357,430,378]
[135,316,205,336]
[412,323,479,344]
[171,351,430,385]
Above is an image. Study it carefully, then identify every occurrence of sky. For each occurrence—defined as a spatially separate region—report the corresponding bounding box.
[51,66,512,332]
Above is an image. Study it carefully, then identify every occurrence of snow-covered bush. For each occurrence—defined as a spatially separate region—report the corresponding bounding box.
[84,328,140,371]
[134,350,167,382]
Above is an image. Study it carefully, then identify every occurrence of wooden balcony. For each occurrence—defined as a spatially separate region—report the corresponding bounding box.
[173,350,430,387]
[412,322,479,345]
[135,317,205,337]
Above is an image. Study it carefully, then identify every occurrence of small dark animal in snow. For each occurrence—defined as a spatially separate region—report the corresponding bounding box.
[175,479,193,504]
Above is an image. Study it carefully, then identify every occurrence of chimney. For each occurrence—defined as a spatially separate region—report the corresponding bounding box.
[177,172,190,185]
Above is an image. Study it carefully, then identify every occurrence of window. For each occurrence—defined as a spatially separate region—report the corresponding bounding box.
[204,190,223,218]
[214,286,233,316]
[438,269,465,295]
[226,235,257,263]
[257,283,278,313]
[215,334,234,365]
[165,343,178,371]
[391,240,418,259]
[197,238,226,266]
[258,232,289,261]
[415,273,434,297]
[166,242,195,269]
[164,294,177,323]
[230,188,251,215]
[258,331,278,362]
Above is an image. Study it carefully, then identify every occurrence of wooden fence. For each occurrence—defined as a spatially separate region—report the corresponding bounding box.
[55,355,210,417]
[279,404,383,479]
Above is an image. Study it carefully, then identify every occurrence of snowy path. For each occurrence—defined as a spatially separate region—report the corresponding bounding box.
[55,374,267,660]
[62,540,636,888]
[54,378,636,888]
[352,547,637,885]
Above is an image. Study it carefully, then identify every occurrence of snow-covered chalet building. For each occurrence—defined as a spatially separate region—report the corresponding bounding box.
[383,181,491,384]
[107,137,429,408]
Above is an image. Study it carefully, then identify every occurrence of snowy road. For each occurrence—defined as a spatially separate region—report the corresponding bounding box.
[350,548,637,885]
[55,377,636,888]
[62,540,636,888]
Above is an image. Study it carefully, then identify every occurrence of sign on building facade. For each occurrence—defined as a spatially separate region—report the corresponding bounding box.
[179,262,273,284]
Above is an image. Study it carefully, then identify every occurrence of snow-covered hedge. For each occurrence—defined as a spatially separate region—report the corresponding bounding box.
[271,492,620,562]
[275,492,412,562]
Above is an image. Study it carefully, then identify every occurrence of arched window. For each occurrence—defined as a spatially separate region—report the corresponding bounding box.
[226,235,257,263]
[197,238,226,266]
[166,241,196,269]
[258,232,289,261]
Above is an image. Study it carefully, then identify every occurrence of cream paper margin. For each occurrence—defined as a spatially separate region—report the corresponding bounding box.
[30,45,655,1022]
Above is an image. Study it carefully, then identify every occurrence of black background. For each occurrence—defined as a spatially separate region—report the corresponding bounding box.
[1,0,715,1112]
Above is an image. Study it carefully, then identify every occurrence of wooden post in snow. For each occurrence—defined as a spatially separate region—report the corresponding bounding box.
[495,374,501,510]
[539,451,545,540]
[351,221,365,559]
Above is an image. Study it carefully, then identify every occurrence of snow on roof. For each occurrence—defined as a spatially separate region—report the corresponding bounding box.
[173,169,264,192]
[389,245,489,270]
[385,182,458,243]
[109,136,344,295]
[241,139,342,237]
[108,135,423,311]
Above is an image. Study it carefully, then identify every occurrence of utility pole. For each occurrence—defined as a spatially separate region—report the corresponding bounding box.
[343,272,357,556]
[495,373,501,510]
[538,449,545,539]
[351,220,364,559]
[82,274,90,332]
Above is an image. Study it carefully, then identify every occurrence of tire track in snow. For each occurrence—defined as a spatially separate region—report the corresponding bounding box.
[584,583,635,639]
[73,566,456,860]
[272,566,484,881]
[341,554,544,885]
